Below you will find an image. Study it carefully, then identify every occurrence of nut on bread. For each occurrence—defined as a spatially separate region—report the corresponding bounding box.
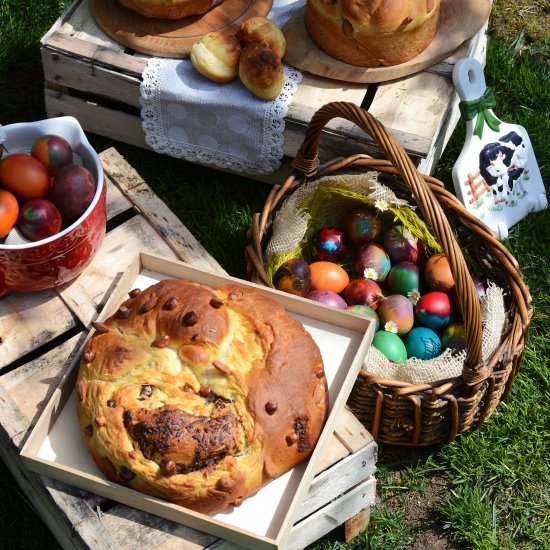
[190,32,241,83]
[76,279,328,514]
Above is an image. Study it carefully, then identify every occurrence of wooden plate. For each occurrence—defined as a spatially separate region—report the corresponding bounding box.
[282,0,492,83]
[89,0,273,58]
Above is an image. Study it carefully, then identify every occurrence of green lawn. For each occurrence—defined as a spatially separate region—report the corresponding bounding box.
[0,1,549,548]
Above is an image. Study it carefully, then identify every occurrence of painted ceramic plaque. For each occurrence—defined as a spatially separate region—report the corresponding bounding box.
[452,58,547,240]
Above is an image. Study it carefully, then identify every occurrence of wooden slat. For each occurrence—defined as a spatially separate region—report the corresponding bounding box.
[58,0,126,51]
[56,215,177,327]
[99,148,225,274]
[0,290,76,369]
[105,171,134,218]
[100,505,218,550]
[334,406,375,453]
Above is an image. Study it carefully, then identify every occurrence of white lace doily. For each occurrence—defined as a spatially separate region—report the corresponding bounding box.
[140,0,304,175]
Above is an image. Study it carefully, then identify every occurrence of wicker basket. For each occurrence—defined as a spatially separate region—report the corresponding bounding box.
[246,102,533,446]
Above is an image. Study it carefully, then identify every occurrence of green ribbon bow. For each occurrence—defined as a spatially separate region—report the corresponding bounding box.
[459,87,501,139]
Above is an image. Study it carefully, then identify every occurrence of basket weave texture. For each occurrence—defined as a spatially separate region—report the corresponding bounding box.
[246,102,533,446]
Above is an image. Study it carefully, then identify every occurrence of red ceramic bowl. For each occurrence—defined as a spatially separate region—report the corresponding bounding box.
[0,117,106,297]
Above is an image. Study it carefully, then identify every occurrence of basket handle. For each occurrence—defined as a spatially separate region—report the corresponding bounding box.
[292,102,487,385]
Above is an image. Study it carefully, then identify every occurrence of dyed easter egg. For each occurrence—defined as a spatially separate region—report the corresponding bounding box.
[453,276,486,317]
[343,278,383,309]
[380,225,419,263]
[345,305,380,330]
[273,258,311,297]
[17,199,62,241]
[307,289,347,309]
[378,294,414,336]
[31,134,73,175]
[354,243,391,282]
[424,254,455,293]
[415,291,451,330]
[404,327,442,360]
[310,261,350,294]
[343,207,380,244]
[372,330,407,363]
[313,227,348,262]
[442,322,467,351]
[387,261,420,295]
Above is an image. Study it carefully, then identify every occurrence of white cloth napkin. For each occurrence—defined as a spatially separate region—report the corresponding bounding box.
[140,0,304,175]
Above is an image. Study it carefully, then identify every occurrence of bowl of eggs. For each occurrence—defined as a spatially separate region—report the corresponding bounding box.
[0,117,106,297]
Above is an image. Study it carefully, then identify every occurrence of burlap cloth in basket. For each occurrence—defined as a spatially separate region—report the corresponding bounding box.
[264,172,506,385]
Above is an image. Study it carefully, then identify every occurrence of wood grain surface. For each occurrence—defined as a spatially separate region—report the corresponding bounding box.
[89,0,272,57]
[282,0,492,83]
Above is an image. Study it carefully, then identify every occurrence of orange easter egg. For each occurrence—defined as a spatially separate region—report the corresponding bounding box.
[309,261,350,294]
[424,254,455,293]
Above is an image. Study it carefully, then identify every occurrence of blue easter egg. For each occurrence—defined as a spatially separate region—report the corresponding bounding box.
[372,330,407,363]
[404,327,442,360]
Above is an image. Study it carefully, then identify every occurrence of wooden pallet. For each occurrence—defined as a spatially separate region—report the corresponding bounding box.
[40,0,487,182]
[0,148,377,550]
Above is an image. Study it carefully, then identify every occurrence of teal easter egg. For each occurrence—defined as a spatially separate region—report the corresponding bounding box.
[442,322,467,351]
[415,291,451,330]
[372,330,407,363]
[387,261,420,295]
[273,258,311,297]
[404,327,442,360]
[354,243,391,282]
[381,225,419,263]
[378,294,414,335]
[345,305,380,330]
[343,207,380,244]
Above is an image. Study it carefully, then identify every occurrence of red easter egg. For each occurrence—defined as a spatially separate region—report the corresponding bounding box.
[0,153,50,200]
[343,278,383,309]
[18,199,62,241]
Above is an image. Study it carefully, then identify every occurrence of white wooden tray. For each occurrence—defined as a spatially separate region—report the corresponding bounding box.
[21,252,375,549]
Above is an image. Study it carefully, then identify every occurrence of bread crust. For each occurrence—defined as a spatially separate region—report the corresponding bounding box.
[190,32,241,83]
[305,0,440,67]
[239,43,285,100]
[76,279,327,514]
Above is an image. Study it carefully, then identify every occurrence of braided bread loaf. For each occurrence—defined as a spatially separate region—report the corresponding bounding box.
[76,279,328,513]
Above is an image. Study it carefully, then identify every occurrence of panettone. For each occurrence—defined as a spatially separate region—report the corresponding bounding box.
[305,0,440,67]
[76,279,328,514]
[118,0,224,19]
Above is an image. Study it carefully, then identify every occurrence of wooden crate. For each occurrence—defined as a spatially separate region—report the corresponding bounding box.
[40,0,487,182]
[0,148,377,550]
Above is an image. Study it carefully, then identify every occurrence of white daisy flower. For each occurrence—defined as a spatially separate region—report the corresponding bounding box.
[363,267,379,280]
[384,321,399,334]
[407,289,421,305]
[374,199,388,212]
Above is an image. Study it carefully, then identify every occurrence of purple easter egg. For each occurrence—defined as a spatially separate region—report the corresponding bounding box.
[273,258,312,297]
[415,291,451,330]
[442,322,467,351]
[381,225,419,263]
[345,305,380,330]
[307,289,348,309]
[313,227,348,261]
[343,207,381,244]
[378,294,414,336]
[354,243,391,282]
[387,261,420,295]
[404,327,442,360]
[452,276,486,318]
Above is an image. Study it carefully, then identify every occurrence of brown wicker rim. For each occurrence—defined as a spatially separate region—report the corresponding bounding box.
[246,102,533,446]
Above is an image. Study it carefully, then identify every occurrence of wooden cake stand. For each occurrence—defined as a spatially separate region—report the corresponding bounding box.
[89,0,273,58]
[283,0,492,83]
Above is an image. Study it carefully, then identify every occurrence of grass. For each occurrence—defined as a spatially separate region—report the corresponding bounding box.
[0,0,549,549]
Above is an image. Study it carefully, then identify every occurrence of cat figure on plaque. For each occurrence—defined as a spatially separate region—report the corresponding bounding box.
[451,58,547,240]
